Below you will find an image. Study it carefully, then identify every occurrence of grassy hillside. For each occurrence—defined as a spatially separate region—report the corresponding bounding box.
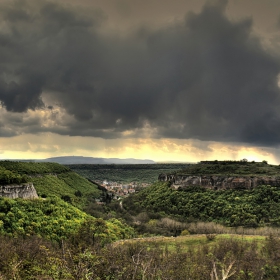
[0,161,102,208]
[68,163,190,184]
[31,172,102,207]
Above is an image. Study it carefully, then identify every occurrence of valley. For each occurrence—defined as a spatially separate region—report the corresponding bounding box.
[0,160,280,279]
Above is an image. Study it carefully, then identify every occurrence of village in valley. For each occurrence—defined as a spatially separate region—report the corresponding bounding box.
[94,180,150,201]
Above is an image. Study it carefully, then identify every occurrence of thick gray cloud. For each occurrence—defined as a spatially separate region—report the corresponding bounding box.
[0,0,280,146]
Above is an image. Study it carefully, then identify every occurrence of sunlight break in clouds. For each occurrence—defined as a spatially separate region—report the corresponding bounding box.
[0,134,277,164]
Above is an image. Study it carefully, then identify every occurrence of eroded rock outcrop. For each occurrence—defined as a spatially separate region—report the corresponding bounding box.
[0,183,38,199]
[158,173,280,190]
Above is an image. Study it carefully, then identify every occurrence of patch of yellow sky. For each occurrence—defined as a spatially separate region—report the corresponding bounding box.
[0,133,277,164]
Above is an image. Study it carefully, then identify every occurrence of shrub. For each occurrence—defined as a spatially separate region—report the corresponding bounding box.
[181,229,190,236]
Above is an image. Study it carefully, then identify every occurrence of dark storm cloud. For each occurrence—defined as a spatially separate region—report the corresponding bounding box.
[0,0,280,145]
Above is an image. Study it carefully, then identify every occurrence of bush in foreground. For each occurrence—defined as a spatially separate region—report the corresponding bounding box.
[0,234,280,279]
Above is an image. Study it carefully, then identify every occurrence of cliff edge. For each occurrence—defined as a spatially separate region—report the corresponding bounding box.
[0,183,38,199]
[158,174,280,190]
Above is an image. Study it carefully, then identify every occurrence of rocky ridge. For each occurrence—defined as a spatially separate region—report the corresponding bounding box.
[158,174,280,190]
[0,183,38,199]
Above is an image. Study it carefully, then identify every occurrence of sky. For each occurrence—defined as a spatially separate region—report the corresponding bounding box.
[1,0,280,163]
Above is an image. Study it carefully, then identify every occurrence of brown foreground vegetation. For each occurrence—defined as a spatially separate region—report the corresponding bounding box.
[1,232,280,279]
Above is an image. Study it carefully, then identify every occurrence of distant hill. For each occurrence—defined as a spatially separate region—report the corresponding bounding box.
[36,156,155,164]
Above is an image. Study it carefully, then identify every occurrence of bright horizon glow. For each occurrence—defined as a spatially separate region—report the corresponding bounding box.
[0,133,278,165]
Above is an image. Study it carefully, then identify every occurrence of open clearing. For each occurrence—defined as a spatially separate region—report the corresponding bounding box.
[114,234,267,252]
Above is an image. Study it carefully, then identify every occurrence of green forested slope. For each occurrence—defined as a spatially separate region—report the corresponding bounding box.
[0,161,134,242]
[123,181,280,227]
[175,161,280,176]
[0,166,29,185]
[0,161,70,175]
[0,161,102,208]
[0,196,134,241]
[31,172,101,207]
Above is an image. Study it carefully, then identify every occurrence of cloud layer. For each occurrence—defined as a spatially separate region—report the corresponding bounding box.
[0,0,280,146]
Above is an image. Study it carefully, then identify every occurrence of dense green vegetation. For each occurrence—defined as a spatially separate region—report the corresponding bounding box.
[0,161,135,247]
[0,166,29,185]
[0,196,86,240]
[0,161,70,175]
[0,196,134,242]
[68,163,189,183]
[123,181,280,227]
[175,160,280,176]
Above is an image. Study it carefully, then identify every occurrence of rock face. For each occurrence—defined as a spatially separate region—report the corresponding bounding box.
[0,183,38,199]
[158,174,280,190]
